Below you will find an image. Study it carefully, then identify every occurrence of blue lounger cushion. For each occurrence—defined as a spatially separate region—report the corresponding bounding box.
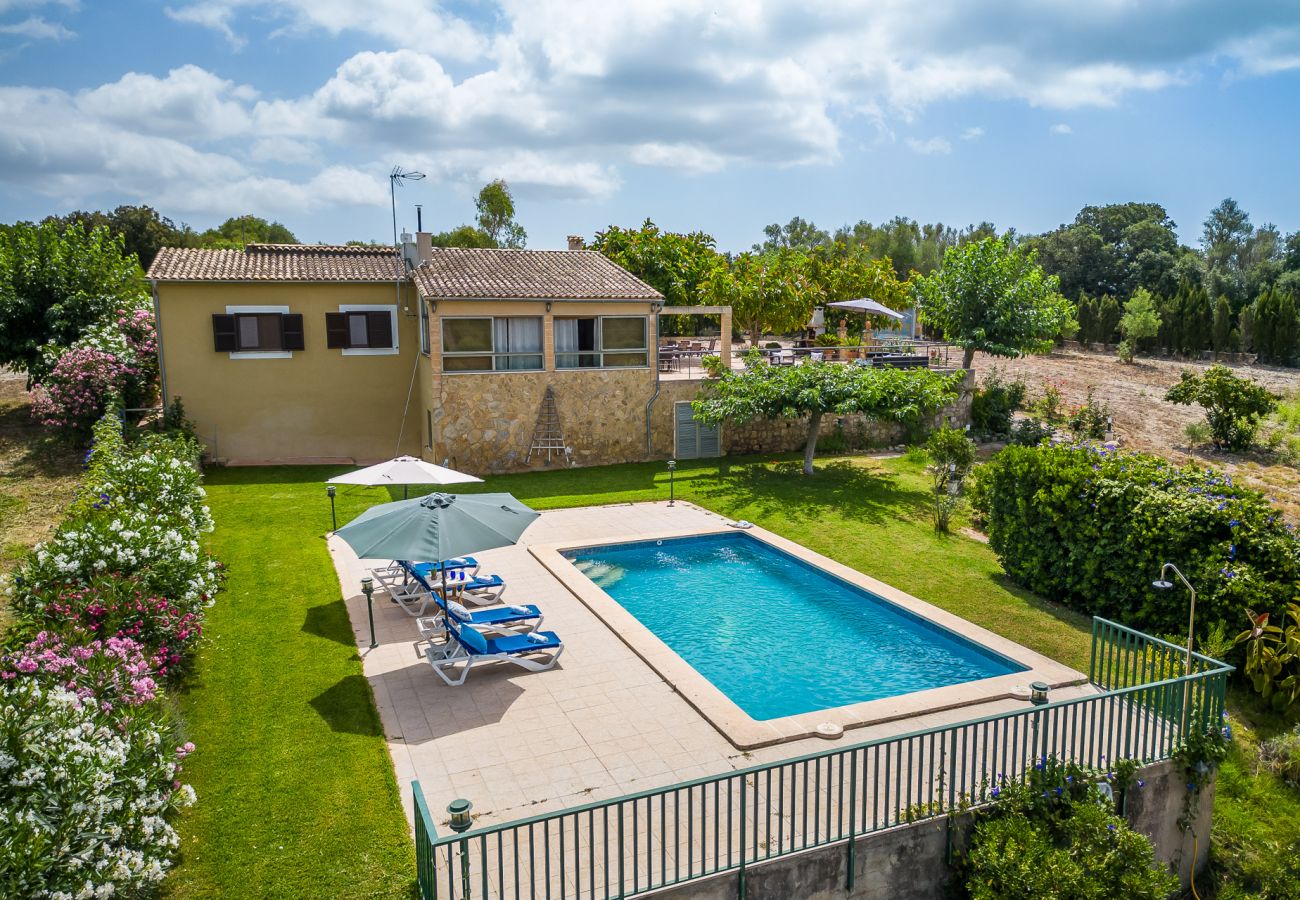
[444,572,504,592]
[409,558,477,578]
[484,631,562,654]
[446,602,541,626]
[457,624,490,655]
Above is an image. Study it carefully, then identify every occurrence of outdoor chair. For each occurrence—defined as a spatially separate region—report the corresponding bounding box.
[415,596,543,642]
[424,619,564,686]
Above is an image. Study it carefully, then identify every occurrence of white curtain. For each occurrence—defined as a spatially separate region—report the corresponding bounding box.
[553,318,578,353]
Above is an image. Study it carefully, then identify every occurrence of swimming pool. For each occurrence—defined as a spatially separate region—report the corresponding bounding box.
[564,532,1027,721]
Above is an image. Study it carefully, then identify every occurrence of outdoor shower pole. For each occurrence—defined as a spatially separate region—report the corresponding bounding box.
[667,459,677,506]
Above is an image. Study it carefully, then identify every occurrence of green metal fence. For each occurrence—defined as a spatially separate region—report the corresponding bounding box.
[415,617,1232,899]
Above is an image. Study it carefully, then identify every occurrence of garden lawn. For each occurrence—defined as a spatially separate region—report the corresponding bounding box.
[174,451,1295,897]
[168,468,415,899]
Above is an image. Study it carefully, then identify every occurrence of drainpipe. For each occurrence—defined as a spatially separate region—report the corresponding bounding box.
[150,279,169,407]
[644,302,663,457]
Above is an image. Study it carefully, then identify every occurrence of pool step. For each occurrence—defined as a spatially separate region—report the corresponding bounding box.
[575,560,626,588]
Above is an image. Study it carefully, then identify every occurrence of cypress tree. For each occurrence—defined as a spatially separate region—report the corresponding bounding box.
[1212,295,1233,352]
[1097,294,1121,344]
[1076,293,1095,345]
[1238,303,1255,353]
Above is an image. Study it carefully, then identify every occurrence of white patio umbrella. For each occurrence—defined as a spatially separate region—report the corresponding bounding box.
[327,456,483,499]
[826,298,906,320]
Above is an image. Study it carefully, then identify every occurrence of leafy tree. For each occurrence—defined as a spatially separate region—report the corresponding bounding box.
[1028,203,1180,301]
[428,225,497,249]
[834,217,994,278]
[475,179,527,249]
[590,220,723,306]
[199,215,297,249]
[1212,295,1235,353]
[0,221,146,377]
[1116,288,1161,362]
[926,426,976,532]
[912,236,1073,369]
[702,250,821,346]
[692,358,962,474]
[45,206,199,269]
[752,216,831,253]
[1165,364,1279,449]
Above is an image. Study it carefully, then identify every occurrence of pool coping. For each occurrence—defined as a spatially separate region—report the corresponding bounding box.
[529,504,1088,750]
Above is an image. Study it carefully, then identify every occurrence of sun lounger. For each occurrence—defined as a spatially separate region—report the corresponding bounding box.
[424,620,564,686]
[400,561,506,606]
[408,557,480,578]
[415,597,543,641]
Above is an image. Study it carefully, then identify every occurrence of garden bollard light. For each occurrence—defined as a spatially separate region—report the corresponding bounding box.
[449,799,473,899]
[667,459,677,506]
[326,484,337,532]
[361,576,377,650]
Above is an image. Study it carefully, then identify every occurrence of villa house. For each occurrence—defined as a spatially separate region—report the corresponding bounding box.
[147,235,730,470]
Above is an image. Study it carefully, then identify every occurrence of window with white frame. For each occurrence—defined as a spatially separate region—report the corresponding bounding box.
[213,305,301,358]
[442,316,543,372]
[554,316,648,368]
[325,305,398,355]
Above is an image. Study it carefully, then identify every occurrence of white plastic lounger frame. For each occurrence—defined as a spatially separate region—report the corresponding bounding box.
[369,565,436,617]
[424,628,564,686]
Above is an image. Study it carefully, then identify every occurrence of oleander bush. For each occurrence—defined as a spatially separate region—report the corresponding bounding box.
[0,681,196,899]
[0,407,219,896]
[971,442,1300,644]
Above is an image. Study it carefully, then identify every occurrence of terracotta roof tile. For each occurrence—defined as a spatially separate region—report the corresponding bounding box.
[412,248,661,301]
[147,244,404,282]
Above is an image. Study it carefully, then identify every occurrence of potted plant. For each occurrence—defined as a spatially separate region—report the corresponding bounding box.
[700,354,725,378]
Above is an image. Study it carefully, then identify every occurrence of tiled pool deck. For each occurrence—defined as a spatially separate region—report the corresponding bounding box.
[328,502,1094,834]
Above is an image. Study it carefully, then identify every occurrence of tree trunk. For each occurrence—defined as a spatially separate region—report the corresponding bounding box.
[803,411,822,475]
[962,346,976,370]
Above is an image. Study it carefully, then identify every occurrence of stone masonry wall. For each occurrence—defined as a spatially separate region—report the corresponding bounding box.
[431,369,973,474]
[432,368,656,473]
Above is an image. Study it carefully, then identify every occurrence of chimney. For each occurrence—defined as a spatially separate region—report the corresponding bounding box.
[416,231,433,263]
[400,231,420,269]
[566,234,584,251]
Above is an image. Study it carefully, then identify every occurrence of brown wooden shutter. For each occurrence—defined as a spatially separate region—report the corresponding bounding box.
[281,314,305,351]
[325,312,349,349]
[367,311,393,349]
[212,314,237,352]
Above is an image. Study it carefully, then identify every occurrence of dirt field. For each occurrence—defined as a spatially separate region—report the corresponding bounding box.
[0,370,81,584]
[971,347,1300,520]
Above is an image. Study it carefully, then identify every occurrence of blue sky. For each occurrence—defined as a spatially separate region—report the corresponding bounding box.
[2,1,1298,253]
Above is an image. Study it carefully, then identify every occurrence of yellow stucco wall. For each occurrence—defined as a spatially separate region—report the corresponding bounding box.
[155,281,425,464]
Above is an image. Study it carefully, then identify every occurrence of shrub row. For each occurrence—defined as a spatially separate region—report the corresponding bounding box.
[970,442,1300,643]
[1,410,221,898]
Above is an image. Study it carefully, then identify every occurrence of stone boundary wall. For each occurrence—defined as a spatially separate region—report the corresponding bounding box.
[431,370,974,474]
[648,758,1213,900]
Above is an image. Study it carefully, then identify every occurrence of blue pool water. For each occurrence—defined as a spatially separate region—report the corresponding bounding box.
[565,533,1026,721]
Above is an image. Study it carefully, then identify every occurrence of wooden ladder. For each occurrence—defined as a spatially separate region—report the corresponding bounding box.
[525,386,568,464]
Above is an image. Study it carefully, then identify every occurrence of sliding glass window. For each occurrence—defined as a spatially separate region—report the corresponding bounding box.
[554,316,648,368]
[442,317,543,372]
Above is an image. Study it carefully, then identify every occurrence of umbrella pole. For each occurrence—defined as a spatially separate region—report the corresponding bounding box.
[404,485,409,500]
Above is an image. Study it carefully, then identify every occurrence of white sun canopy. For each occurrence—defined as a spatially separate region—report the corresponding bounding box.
[326,456,483,488]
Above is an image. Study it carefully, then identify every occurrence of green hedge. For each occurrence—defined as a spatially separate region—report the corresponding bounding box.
[971,443,1300,641]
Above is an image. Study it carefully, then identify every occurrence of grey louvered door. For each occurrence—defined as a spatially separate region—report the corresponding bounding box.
[674,401,719,459]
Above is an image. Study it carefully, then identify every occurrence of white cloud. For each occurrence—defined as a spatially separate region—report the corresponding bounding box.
[164,5,243,50]
[906,136,953,156]
[629,143,729,175]
[0,15,71,39]
[1050,123,1073,135]
[7,0,1300,222]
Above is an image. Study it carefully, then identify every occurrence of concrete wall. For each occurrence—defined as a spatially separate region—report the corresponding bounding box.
[648,759,1212,900]
[155,281,425,465]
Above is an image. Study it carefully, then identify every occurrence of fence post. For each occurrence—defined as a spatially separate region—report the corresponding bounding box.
[1088,617,1099,683]
[846,750,857,890]
[738,776,747,900]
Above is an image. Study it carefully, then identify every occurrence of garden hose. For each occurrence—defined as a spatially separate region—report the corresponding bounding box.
[1191,832,1202,900]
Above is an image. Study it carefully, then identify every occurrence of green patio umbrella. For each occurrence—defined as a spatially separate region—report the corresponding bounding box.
[335,491,539,563]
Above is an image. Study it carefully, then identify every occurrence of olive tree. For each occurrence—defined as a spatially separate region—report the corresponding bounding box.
[692,359,963,475]
[912,236,1073,369]
[1164,364,1278,449]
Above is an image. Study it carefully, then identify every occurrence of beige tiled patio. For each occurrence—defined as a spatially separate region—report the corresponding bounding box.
[328,501,1099,838]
